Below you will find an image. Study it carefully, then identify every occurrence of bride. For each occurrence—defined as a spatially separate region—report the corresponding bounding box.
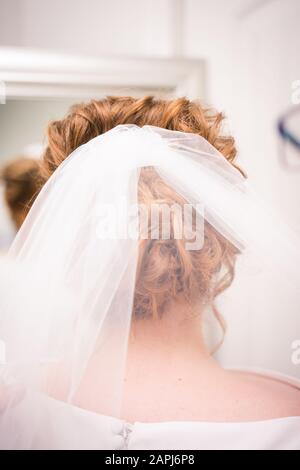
[0,96,299,450]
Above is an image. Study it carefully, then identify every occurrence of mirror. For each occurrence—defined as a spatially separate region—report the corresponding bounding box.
[0,47,205,249]
[0,47,205,163]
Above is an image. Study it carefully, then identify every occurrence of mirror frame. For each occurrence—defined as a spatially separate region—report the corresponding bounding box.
[0,47,205,100]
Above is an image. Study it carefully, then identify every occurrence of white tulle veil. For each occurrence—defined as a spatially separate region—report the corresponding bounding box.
[0,124,300,448]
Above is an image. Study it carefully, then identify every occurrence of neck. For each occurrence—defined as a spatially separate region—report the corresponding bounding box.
[125,300,220,377]
[122,301,223,422]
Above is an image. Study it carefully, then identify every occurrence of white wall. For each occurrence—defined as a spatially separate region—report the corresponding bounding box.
[185,0,300,375]
[0,99,75,161]
[185,0,300,227]
[230,1,300,224]
[0,0,22,47]
[0,0,175,56]
[233,0,300,376]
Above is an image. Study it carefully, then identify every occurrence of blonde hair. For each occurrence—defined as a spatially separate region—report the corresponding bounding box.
[38,96,243,325]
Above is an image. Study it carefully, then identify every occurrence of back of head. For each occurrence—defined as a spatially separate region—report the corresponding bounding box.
[40,96,239,181]
[1,157,40,230]
[38,96,243,325]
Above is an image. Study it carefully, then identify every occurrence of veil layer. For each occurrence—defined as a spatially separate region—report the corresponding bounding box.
[0,125,300,448]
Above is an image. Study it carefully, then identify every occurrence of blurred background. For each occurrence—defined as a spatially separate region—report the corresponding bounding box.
[0,0,299,376]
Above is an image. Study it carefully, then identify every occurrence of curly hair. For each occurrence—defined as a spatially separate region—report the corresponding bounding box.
[37,96,243,331]
[1,157,40,229]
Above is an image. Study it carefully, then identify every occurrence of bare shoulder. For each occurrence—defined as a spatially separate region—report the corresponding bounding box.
[227,370,300,420]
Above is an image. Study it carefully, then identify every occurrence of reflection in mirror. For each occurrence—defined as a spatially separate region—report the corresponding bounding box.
[0,98,77,162]
[0,98,79,251]
[0,49,205,251]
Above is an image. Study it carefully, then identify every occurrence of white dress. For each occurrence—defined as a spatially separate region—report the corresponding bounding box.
[1,370,300,450]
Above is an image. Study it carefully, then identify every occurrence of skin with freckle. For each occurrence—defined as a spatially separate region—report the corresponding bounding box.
[121,302,300,423]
